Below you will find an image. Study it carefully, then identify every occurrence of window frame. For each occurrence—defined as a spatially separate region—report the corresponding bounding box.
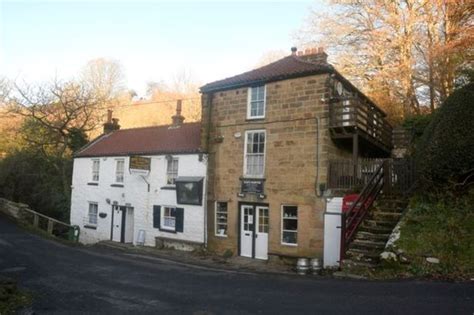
[115,158,125,183]
[91,159,100,182]
[160,206,176,231]
[166,157,179,185]
[246,85,266,120]
[281,205,298,246]
[215,201,228,237]
[243,129,266,178]
[88,202,98,226]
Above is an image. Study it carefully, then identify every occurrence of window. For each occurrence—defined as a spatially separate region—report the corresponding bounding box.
[88,202,98,226]
[176,177,204,205]
[247,85,266,119]
[115,159,125,183]
[215,202,228,237]
[244,130,266,177]
[91,159,100,182]
[161,207,176,231]
[166,158,179,185]
[281,205,298,245]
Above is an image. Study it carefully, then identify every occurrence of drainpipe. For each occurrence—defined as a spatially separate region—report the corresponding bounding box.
[203,92,213,248]
[315,116,321,197]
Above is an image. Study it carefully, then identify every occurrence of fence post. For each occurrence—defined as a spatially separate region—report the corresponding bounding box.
[33,214,39,227]
[383,160,392,195]
[47,219,54,234]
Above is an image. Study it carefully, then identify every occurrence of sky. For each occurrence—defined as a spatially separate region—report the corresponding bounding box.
[0,0,321,96]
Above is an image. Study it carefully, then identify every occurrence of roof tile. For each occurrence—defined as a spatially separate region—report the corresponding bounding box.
[75,122,201,158]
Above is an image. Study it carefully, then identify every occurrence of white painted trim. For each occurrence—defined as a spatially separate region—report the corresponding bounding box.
[214,201,228,238]
[91,159,100,182]
[243,129,266,178]
[281,204,298,246]
[246,85,266,120]
[114,158,125,184]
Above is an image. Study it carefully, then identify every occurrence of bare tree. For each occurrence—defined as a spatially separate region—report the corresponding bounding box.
[7,79,104,195]
[298,0,473,122]
[80,58,126,101]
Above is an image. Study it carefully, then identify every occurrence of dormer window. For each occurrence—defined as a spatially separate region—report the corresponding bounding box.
[247,85,266,119]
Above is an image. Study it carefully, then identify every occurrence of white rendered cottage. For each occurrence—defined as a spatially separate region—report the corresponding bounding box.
[70,107,207,250]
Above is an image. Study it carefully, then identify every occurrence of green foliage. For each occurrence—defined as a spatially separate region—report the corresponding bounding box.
[0,149,71,220]
[67,128,89,152]
[402,113,434,141]
[415,83,474,190]
[396,193,474,279]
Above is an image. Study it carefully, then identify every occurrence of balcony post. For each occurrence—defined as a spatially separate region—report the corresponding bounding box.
[352,133,359,181]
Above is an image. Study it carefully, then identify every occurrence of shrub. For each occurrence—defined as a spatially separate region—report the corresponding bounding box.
[415,83,474,190]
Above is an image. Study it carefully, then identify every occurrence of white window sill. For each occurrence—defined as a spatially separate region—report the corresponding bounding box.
[214,234,228,238]
[281,242,298,247]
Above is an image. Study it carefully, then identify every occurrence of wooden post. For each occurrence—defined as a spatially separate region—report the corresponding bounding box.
[33,214,39,227]
[383,160,392,195]
[47,219,54,235]
[352,133,359,184]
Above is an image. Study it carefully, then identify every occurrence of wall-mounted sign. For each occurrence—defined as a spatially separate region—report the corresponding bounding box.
[240,178,265,194]
[129,156,151,171]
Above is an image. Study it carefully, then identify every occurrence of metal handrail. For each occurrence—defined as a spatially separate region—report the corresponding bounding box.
[340,161,385,260]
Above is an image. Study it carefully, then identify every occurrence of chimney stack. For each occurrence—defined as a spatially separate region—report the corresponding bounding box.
[103,110,120,134]
[171,100,185,127]
[294,46,328,64]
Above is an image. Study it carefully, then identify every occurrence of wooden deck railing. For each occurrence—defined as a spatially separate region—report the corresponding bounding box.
[327,159,383,191]
[19,207,80,242]
[329,98,393,150]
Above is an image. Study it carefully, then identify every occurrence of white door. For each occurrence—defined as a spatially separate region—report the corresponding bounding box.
[112,205,123,242]
[255,206,269,260]
[240,205,254,258]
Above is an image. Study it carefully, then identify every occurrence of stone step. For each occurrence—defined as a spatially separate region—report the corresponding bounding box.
[372,206,405,213]
[359,224,394,234]
[342,258,378,269]
[364,219,398,228]
[376,198,408,208]
[351,239,387,250]
[356,231,391,241]
[346,248,381,263]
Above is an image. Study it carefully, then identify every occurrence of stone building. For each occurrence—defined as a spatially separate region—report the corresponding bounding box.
[200,47,392,261]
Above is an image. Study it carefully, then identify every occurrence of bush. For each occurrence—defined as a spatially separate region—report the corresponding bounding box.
[415,83,474,190]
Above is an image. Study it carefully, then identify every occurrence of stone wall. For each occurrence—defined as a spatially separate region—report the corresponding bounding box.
[0,198,30,220]
[201,74,354,259]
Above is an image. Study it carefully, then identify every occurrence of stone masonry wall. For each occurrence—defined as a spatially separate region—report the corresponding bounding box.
[201,74,353,259]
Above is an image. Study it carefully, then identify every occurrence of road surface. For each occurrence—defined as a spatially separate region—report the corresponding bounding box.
[0,215,472,314]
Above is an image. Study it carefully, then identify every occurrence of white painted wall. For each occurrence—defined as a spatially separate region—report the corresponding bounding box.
[70,154,207,247]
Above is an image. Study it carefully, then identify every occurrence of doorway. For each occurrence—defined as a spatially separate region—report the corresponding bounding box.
[111,205,134,243]
[239,203,269,260]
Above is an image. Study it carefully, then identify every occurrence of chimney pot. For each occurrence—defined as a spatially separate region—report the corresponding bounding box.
[107,110,113,123]
[291,47,297,55]
[103,112,120,134]
[297,51,303,56]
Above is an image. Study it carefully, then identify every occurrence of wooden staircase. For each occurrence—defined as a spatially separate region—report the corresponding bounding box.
[343,197,408,267]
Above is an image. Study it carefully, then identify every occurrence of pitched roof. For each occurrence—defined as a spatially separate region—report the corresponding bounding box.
[75,122,201,158]
[200,54,334,93]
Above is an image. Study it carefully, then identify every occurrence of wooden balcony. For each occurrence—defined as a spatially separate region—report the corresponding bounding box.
[329,97,392,156]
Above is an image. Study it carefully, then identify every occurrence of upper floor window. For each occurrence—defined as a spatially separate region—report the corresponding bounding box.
[166,157,179,185]
[115,159,125,183]
[91,159,100,182]
[247,85,266,119]
[244,130,266,177]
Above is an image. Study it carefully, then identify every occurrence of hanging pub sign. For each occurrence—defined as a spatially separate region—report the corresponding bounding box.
[240,178,265,194]
[129,156,151,171]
